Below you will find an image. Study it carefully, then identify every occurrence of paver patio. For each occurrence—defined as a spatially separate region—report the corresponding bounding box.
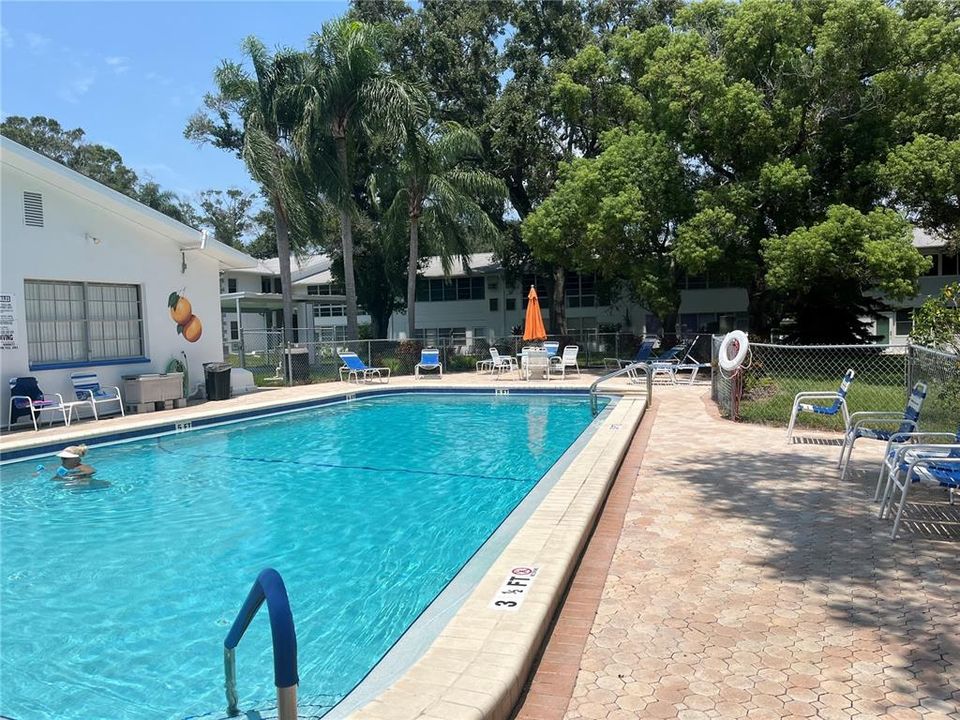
[558,386,959,720]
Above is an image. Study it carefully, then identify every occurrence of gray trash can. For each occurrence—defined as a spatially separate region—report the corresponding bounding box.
[204,362,233,400]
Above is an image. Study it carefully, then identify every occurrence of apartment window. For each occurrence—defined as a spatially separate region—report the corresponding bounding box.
[924,255,940,277]
[521,275,551,309]
[414,327,466,345]
[895,309,913,336]
[940,253,958,276]
[229,321,239,341]
[313,304,346,318]
[489,298,499,312]
[24,280,144,366]
[472,327,488,342]
[227,277,237,293]
[261,278,282,293]
[505,298,516,312]
[307,283,344,296]
[416,277,485,302]
[565,272,597,308]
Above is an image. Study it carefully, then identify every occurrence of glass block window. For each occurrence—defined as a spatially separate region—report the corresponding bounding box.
[24,280,144,365]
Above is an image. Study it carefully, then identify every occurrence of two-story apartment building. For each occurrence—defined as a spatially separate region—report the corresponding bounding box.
[220,227,956,347]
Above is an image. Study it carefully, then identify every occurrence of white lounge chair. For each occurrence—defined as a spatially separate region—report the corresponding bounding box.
[7,376,70,430]
[71,371,125,420]
[487,348,518,379]
[837,381,927,481]
[879,442,960,539]
[786,368,855,442]
[550,345,580,379]
[872,427,960,502]
[415,348,443,379]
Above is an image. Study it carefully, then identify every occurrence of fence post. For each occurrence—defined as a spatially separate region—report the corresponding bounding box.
[285,342,293,387]
[239,331,246,370]
[367,339,372,365]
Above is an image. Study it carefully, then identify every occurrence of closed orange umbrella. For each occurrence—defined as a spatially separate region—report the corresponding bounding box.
[523,285,547,342]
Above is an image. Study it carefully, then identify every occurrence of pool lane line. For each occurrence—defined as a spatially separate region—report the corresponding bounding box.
[155,441,537,484]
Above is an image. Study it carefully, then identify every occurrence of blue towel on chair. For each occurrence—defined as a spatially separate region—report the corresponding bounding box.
[9,377,44,424]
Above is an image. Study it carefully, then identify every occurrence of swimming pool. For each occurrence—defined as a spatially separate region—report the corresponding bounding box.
[0,392,605,720]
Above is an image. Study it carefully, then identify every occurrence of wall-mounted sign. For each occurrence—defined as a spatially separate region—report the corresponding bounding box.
[489,565,540,611]
[0,293,18,350]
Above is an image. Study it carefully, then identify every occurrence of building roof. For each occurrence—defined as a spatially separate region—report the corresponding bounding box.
[912,227,948,250]
[1,136,256,270]
[419,252,500,278]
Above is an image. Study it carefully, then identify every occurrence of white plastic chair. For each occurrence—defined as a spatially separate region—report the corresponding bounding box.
[487,348,518,379]
[550,345,581,379]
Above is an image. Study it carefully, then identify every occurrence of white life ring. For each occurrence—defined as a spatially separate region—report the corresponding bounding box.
[718,330,749,373]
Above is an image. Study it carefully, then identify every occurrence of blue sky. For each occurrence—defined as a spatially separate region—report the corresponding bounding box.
[1,1,350,200]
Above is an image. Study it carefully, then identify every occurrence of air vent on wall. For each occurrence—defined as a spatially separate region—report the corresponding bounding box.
[23,191,44,227]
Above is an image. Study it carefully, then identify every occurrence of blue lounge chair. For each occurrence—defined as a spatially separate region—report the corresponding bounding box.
[415,348,443,379]
[544,341,560,358]
[7,377,70,430]
[338,352,390,384]
[786,369,855,441]
[604,337,657,371]
[873,425,960,502]
[838,381,927,481]
[649,343,688,384]
[880,431,960,539]
[71,371,124,420]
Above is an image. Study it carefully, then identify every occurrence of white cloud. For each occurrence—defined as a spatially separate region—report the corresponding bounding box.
[58,71,96,103]
[24,31,51,53]
[104,55,130,75]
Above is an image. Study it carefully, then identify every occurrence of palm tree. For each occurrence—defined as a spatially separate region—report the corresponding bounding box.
[385,122,506,336]
[299,19,426,340]
[187,38,311,346]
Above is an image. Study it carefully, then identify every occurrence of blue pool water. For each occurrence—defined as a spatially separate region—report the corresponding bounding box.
[0,392,603,720]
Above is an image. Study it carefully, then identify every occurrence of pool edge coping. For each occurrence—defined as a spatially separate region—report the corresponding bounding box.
[343,395,648,720]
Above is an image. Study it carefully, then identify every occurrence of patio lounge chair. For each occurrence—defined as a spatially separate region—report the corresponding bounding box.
[872,426,960,502]
[549,345,581,379]
[666,337,711,385]
[785,369,855,442]
[544,341,560,359]
[338,352,390,384]
[487,347,518,379]
[880,447,960,540]
[649,343,687,384]
[603,337,656,371]
[415,348,443,379]
[7,376,70,431]
[70,371,125,420]
[837,381,927,481]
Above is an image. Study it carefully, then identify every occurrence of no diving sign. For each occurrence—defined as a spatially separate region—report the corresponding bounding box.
[489,565,540,611]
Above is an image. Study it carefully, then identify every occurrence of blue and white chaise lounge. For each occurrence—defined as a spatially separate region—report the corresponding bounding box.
[71,371,125,420]
[338,352,390,384]
[837,381,927,481]
[880,440,960,539]
[786,368,855,442]
[415,348,443,379]
[873,425,960,502]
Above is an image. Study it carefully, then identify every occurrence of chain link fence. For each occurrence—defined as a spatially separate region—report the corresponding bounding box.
[226,329,713,386]
[712,339,959,433]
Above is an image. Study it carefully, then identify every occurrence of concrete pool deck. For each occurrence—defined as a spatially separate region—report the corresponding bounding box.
[520,385,959,720]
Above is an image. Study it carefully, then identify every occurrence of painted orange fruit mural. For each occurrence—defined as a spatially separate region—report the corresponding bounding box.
[169,291,202,343]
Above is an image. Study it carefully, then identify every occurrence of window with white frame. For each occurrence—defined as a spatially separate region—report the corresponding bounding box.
[313,304,346,318]
[24,280,144,365]
[895,309,913,336]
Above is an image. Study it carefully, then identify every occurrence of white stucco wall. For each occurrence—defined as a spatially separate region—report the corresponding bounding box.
[1,158,224,426]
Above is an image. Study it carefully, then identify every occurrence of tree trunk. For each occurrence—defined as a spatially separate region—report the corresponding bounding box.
[335,136,360,341]
[550,265,566,335]
[272,195,295,346]
[406,214,420,339]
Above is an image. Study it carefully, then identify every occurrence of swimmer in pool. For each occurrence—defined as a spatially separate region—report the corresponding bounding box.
[53,445,96,480]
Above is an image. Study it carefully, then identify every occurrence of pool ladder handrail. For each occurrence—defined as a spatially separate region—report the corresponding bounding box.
[224,568,299,719]
[589,362,652,416]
